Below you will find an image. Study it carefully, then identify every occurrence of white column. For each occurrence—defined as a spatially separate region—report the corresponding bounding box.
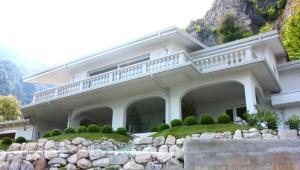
[169,88,182,122]
[112,104,126,130]
[243,77,257,114]
[67,112,72,128]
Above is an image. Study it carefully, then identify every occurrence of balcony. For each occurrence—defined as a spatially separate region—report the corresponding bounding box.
[30,47,267,105]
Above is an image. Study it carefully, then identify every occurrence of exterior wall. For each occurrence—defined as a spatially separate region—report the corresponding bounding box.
[0,125,34,140]
[278,68,300,93]
[33,119,66,139]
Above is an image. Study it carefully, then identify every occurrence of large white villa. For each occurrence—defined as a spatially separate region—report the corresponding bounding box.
[20,26,300,140]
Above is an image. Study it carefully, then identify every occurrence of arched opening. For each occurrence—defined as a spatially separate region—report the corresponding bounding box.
[75,107,113,127]
[126,97,165,133]
[181,81,246,121]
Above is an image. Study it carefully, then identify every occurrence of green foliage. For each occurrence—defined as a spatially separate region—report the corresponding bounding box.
[101,125,113,133]
[242,31,254,38]
[282,10,300,60]
[217,13,245,43]
[1,137,12,145]
[217,113,231,124]
[116,128,127,135]
[183,116,197,125]
[170,119,182,127]
[43,131,52,138]
[285,115,300,129]
[0,95,22,121]
[244,110,279,130]
[77,126,88,133]
[158,123,170,131]
[51,129,62,136]
[87,124,100,133]
[194,24,201,33]
[199,113,215,125]
[259,23,273,33]
[64,128,76,134]
[15,136,26,143]
[150,127,159,132]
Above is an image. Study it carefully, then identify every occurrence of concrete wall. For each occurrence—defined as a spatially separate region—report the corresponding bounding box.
[0,125,34,140]
[184,139,300,170]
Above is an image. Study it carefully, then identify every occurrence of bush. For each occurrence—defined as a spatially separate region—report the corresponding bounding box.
[217,113,231,124]
[200,113,215,125]
[64,127,76,134]
[150,127,159,132]
[87,124,100,133]
[43,131,52,138]
[51,129,62,136]
[1,137,12,145]
[171,119,182,127]
[183,116,197,125]
[285,115,300,130]
[158,123,170,131]
[244,110,279,130]
[77,126,87,133]
[116,127,127,135]
[101,125,113,133]
[15,136,26,143]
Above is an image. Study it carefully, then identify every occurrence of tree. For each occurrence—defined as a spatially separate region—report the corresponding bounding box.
[217,13,245,43]
[0,95,22,121]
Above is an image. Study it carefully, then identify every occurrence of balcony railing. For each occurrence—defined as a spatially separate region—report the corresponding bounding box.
[33,51,192,103]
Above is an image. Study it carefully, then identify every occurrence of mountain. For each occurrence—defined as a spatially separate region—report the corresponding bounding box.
[186,0,294,46]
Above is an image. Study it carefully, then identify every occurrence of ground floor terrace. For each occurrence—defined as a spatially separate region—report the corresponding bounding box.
[22,69,277,139]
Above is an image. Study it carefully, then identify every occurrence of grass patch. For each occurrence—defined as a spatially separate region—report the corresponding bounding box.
[47,132,132,143]
[0,143,9,150]
[151,124,253,138]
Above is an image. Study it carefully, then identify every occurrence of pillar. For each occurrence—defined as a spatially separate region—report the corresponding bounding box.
[168,88,182,122]
[111,104,126,130]
[243,77,257,114]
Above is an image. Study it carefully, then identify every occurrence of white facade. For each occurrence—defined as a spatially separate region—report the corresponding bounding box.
[0,120,34,140]
[20,26,300,139]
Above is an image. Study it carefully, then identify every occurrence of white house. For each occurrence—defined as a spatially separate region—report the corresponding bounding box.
[21,26,300,139]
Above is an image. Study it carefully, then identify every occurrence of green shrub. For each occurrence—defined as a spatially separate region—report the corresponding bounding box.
[15,136,26,143]
[77,126,87,133]
[43,131,52,138]
[150,127,159,132]
[87,124,100,133]
[159,123,170,131]
[285,115,300,129]
[183,116,197,125]
[171,119,182,127]
[217,113,231,124]
[116,128,127,135]
[200,113,215,125]
[101,125,113,133]
[64,128,76,134]
[1,137,12,145]
[244,110,279,130]
[51,129,62,136]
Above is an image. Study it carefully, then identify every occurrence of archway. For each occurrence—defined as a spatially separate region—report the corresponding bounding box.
[126,97,165,133]
[74,107,113,127]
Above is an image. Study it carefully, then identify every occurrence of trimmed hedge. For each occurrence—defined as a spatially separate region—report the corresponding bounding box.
[87,124,100,133]
[200,113,215,125]
[183,116,197,125]
[15,136,26,143]
[77,126,88,133]
[150,127,159,132]
[171,119,182,127]
[1,137,12,145]
[159,123,170,131]
[43,131,52,138]
[217,113,231,124]
[64,128,76,134]
[285,115,300,129]
[101,125,113,133]
[116,128,127,135]
[51,129,63,136]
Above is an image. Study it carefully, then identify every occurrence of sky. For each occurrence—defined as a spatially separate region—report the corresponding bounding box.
[0,0,214,68]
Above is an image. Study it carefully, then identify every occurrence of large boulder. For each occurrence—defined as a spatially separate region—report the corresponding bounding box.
[145,161,162,169]
[44,140,56,150]
[153,136,165,146]
[133,137,153,145]
[154,153,173,163]
[67,154,78,164]
[92,158,110,167]
[48,158,67,166]
[77,158,92,169]
[77,150,88,159]
[200,133,215,139]
[8,143,22,151]
[142,146,157,152]
[110,154,129,165]
[71,137,85,145]
[135,153,152,164]
[23,142,38,151]
[158,145,168,153]
[176,138,184,145]
[123,160,144,169]
[9,155,22,170]
[262,133,278,139]
[37,138,47,147]
[63,145,78,154]
[0,162,9,170]
[243,131,262,139]
[33,157,47,170]
[20,160,34,170]
[165,135,176,145]
[169,145,183,160]
[233,130,243,139]
[44,151,58,160]
[165,158,183,169]
[65,163,77,170]
[88,150,105,161]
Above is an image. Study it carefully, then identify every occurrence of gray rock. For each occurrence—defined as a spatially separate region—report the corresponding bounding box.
[77,150,88,159]
[0,152,7,162]
[8,143,22,151]
[262,133,278,139]
[63,145,78,154]
[165,158,183,169]
[154,153,173,163]
[135,153,152,164]
[0,162,9,170]
[34,157,47,170]
[133,137,153,145]
[67,154,78,164]
[26,153,41,161]
[37,138,47,147]
[60,153,69,159]
[142,146,157,152]
[145,161,162,169]
[223,131,232,139]
[153,136,165,146]
[176,138,184,145]
[123,160,144,169]
[248,128,258,133]
[110,154,129,165]
[243,131,262,139]
[44,150,58,160]
[82,140,92,147]
[169,145,183,160]
[278,129,298,139]
[20,160,34,170]
[77,158,92,169]
[89,150,105,161]
[200,133,215,139]
[92,158,110,167]
[24,142,38,151]
[66,163,77,170]
[72,137,85,145]
[45,140,56,150]
[9,155,22,170]
[48,158,67,166]
[159,145,168,153]
[165,135,176,145]
[233,130,243,139]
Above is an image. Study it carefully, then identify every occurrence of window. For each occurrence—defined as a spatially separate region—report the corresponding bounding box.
[89,65,117,77]
[225,106,246,121]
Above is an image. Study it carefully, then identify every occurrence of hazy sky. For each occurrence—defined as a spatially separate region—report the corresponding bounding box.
[0,0,214,67]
